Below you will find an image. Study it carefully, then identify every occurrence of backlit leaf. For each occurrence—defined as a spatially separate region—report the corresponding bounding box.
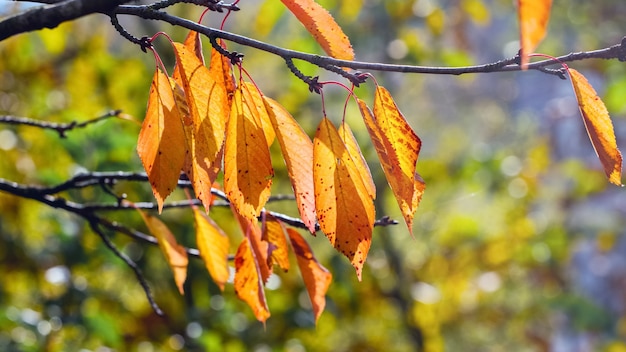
[313,117,374,280]
[232,206,272,283]
[224,87,274,222]
[287,228,332,324]
[209,39,236,105]
[182,30,204,63]
[193,208,230,291]
[569,68,623,185]
[242,82,275,146]
[263,213,290,272]
[280,0,354,61]
[234,237,270,323]
[518,0,552,69]
[264,96,317,233]
[361,89,426,234]
[172,42,228,210]
[138,210,188,294]
[338,122,376,201]
[137,69,186,213]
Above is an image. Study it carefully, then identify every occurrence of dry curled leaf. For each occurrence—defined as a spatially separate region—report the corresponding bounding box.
[359,87,425,234]
[569,68,623,185]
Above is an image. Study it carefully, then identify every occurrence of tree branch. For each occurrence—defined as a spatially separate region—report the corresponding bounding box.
[0,0,132,41]
[0,110,122,138]
[112,6,626,77]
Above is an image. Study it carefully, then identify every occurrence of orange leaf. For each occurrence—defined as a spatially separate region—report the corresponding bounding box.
[338,122,376,201]
[172,42,228,210]
[193,208,230,291]
[287,228,332,324]
[137,69,186,213]
[209,39,236,105]
[242,82,275,146]
[224,86,274,222]
[280,0,354,61]
[569,68,623,185]
[363,88,425,234]
[518,0,552,69]
[182,30,204,64]
[138,210,188,294]
[313,117,374,280]
[264,96,317,233]
[263,213,290,272]
[234,237,270,323]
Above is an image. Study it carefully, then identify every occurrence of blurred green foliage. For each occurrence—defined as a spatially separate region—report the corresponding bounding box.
[1,0,626,351]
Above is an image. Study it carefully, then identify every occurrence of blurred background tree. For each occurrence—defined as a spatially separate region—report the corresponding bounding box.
[0,0,625,351]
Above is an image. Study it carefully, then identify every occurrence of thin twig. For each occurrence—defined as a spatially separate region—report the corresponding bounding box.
[88,219,165,316]
[0,110,121,138]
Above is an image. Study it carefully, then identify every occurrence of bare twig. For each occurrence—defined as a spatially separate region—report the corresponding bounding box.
[88,219,165,316]
[0,110,121,138]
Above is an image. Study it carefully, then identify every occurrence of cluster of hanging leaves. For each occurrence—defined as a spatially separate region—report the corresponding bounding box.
[134,0,622,323]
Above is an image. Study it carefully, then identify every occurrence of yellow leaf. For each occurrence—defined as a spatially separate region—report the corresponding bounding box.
[193,208,230,291]
[518,0,552,69]
[208,39,236,106]
[264,96,317,233]
[232,206,272,283]
[224,87,274,222]
[242,82,275,146]
[234,238,270,323]
[569,68,623,185]
[313,117,374,280]
[138,210,188,294]
[360,89,425,234]
[137,69,186,213]
[280,0,355,61]
[172,42,228,210]
[338,122,376,201]
[263,214,290,272]
[287,228,332,324]
[182,30,204,64]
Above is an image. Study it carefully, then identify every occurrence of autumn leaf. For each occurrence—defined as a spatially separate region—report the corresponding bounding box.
[287,228,332,324]
[234,237,270,323]
[172,42,228,210]
[518,0,552,69]
[194,208,230,291]
[182,30,204,63]
[224,86,274,223]
[338,122,376,201]
[569,68,623,185]
[232,205,272,283]
[264,96,317,233]
[242,82,275,146]
[313,117,374,280]
[209,39,236,105]
[138,210,188,294]
[263,213,290,272]
[280,0,354,61]
[137,69,187,213]
[360,88,425,234]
